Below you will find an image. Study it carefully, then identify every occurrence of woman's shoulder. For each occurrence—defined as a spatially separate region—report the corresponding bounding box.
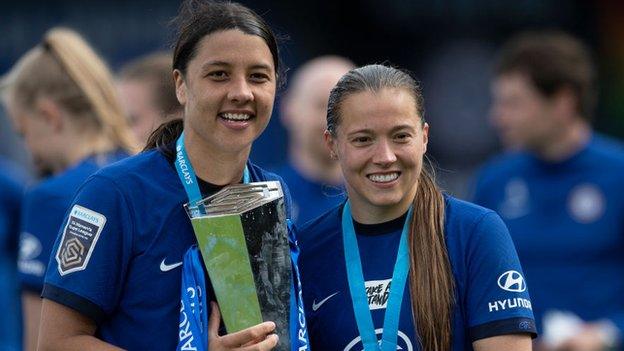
[247,161,285,182]
[444,194,508,243]
[295,203,344,282]
[83,149,173,190]
[24,163,96,204]
[445,194,497,223]
[297,203,343,252]
[52,149,179,214]
[95,149,166,177]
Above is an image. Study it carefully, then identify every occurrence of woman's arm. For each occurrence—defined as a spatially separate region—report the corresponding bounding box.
[39,298,278,351]
[473,334,532,351]
[38,298,122,351]
[22,292,43,351]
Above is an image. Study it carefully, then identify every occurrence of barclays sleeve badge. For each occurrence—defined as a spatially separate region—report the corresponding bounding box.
[55,205,107,276]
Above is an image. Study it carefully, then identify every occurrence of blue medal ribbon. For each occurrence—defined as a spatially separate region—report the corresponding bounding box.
[178,247,208,351]
[175,132,250,208]
[342,201,412,351]
[287,220,310,349]
[175,132,309,350]
[174,132,250,350]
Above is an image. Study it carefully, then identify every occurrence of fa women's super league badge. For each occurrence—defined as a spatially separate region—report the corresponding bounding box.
[185,181,292,350]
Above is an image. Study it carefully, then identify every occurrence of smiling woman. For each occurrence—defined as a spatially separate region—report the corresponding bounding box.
[297,64,537,351]
[174,29,276,164]
[331,87,427,223]
[36,1,307,351]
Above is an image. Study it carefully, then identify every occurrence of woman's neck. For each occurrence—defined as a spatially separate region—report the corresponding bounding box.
[347,183,416,225]
[184,131,250,185]
[55,132,115,173]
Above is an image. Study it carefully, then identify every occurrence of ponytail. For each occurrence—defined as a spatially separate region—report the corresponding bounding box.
[43,28,137,153]
[408,164,454,351]
[3,27,137,154]
[326,64,455,349]
[144,118,184,152]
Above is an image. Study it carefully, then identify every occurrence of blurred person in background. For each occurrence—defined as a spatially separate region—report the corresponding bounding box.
[278,55,354,224]
[1,27,136,350]
[0,157,26,351]
[117,51,182,145]
[473,31,624,351]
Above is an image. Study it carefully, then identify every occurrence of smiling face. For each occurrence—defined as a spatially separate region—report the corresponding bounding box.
[174,29,276,155]
[326,87,428,222]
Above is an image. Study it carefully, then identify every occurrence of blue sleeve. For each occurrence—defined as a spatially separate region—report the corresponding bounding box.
[18,188,67,293]
[464,212,537,341]
[42,176,133,324]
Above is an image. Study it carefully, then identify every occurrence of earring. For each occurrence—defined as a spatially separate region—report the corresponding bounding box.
[330,152,337,160]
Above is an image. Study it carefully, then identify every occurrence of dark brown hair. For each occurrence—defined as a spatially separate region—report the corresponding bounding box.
[327,64,454,350]
[145,0,281,150]
[495,31,597,120]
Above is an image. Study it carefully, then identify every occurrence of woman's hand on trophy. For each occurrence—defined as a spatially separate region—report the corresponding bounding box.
[208,302,279,351]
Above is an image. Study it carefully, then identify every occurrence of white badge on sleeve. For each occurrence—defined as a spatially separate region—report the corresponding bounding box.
[55,205,107,275]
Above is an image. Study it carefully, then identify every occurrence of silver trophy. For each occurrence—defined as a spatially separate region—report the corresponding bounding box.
[185,181,291,350]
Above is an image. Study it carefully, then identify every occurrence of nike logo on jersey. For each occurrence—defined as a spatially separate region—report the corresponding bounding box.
[160,258,183,272]
[312,292,339,311]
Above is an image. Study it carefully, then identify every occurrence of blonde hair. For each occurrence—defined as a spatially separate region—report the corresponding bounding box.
[3,27,137,153]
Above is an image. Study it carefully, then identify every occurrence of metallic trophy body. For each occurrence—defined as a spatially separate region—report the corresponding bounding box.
[185,181,291,350]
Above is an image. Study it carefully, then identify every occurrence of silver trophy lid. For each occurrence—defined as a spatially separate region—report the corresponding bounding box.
[184,181,284,218]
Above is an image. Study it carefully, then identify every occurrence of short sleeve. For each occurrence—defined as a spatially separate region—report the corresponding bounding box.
[464,212,537,341]
[42,176,133,324]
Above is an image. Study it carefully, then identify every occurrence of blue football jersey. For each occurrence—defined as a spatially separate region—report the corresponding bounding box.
[18,151,128,293]
[274,163,344,225]
[42,146,297,350]
[472,134,624,335]
[0,158,26,351]
[298,196,536,351]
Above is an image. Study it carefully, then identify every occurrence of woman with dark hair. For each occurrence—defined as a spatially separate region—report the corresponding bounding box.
[37,1,306,350]
[298,64,537,351]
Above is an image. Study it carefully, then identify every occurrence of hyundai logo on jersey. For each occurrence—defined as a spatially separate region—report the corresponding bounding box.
[497,270,526,292]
